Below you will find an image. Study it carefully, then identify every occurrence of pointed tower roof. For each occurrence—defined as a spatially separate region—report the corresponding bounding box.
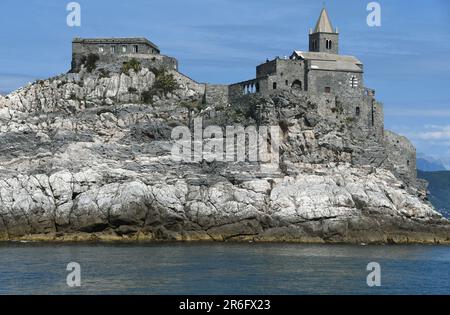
[313,8,334,33]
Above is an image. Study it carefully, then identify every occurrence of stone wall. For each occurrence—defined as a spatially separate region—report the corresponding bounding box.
[306,67,364,98]
[228,78,262,103]
[309,32,339,54]
[171,71,206,97]
[72,41,176,72]
[205,84,228,106]
[384,130,417,185]
[264,59,306,94]
[73,54,178,74]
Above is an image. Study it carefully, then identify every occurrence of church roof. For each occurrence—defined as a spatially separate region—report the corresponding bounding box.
[291,51,363,72]
[313,8,335,33]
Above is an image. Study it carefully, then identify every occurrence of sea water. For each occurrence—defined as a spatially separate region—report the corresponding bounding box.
[0,243,449,295]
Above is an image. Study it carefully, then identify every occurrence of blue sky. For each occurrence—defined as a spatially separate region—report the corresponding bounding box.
[0,0,450,163]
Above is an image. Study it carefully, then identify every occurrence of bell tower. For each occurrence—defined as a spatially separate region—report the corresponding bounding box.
[309,8,339,54]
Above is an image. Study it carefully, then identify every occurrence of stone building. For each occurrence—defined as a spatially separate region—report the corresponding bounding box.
[228,8,381,134]
[224,7,418,184]
[229,8,365,99]
[67,10,418,186]
[71,37,178,72]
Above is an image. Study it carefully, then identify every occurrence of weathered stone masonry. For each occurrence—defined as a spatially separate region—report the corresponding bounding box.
[225,8,416,185]
[71,37,178,72]
[69,8,417,187]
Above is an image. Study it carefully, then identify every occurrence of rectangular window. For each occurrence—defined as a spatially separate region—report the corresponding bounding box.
[122,45,127,53]
[133,45,138,53]
[324,87,331,93]
[111,46,116,53]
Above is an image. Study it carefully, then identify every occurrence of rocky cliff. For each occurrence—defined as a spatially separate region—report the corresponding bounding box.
[0,64,449,243]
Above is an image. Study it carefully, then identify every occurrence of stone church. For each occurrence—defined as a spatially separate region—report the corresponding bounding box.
[229,8,370,100]
[68,7,418,187]
[224,8,416,186]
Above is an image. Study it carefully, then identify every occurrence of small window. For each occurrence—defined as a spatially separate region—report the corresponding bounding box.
[273,82,277,90]
[122,45,127,53]
[98,46,104,53]
[285,80,289,86]
[350,76,358,88]
[324,86,331,93]
[110,46,116,53]
[407,160,410,166]
[356,107,360,116]
[133,45,138,53]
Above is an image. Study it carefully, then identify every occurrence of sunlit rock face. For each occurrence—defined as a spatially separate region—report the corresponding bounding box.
[0,66,448,243]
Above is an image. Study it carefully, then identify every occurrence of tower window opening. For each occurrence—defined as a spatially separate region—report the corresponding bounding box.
[324,86,331,93]
[133,45,139,53]
[273,82,277,90]
[110,46,116,53]
[356,107,361,116]
[122,45,127,53]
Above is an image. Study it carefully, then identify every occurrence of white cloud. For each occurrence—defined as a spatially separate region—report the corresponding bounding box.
[416,126,450,140]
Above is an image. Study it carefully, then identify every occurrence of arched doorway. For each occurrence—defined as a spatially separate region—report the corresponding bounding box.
[291,80,302,90]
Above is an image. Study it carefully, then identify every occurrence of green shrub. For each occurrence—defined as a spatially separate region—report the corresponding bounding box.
[121,58,141,74]
[140,68,179,104]
[152,68,179,97]
[81,53,99,73]
[180,98,202,111]
[141,89,156,103]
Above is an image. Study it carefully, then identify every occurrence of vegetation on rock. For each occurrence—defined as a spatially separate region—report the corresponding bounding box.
[121,58,141,74]
[81,53,99,73]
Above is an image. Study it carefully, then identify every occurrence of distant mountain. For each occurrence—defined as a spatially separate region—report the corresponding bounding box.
[418,170,450,218]
[417,153,447,171]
